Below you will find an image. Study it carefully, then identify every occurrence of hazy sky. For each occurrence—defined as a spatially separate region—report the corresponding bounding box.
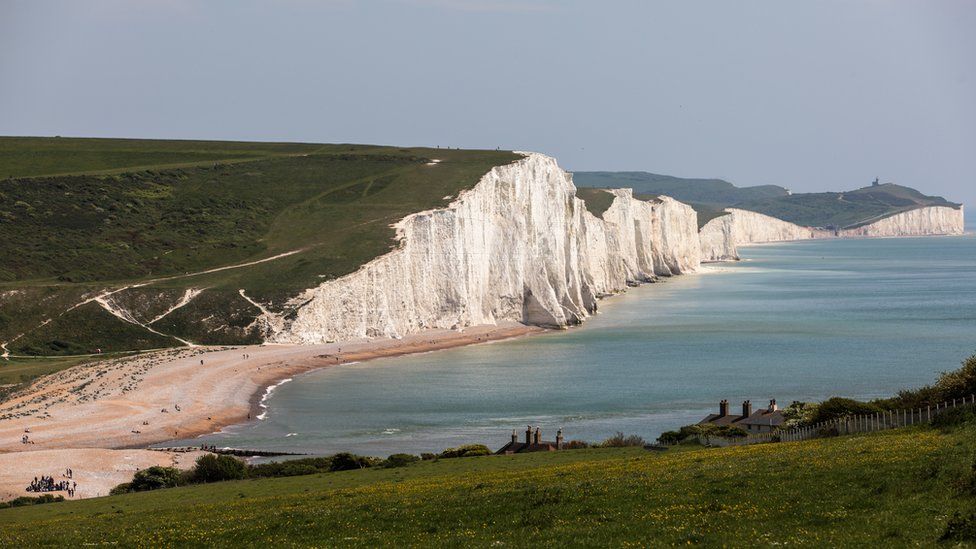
[2,0,974,207]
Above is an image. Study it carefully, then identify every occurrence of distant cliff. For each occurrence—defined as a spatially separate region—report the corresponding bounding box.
[273,154,701,343]
[701,205,964,261]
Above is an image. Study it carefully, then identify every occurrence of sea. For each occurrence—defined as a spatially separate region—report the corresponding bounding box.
[188,225,976,457]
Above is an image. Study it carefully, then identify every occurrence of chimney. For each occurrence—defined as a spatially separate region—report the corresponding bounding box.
[742,400,752,418]
[511,429,518,444]
[525,425,532,445]
[768,399,778,412]
[556,429,564,450]
[719,399,729,417]
[533,427,541,445]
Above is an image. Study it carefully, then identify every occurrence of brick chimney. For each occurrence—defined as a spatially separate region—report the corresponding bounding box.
[556,429,563,450]
[768,399,778,412]
[511,429,518,444]
[525,425,532,445]
[719,399,729,417]
[533,427,541,445]
[742,400,752,418]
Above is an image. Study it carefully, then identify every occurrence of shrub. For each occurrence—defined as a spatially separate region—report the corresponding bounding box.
[129,466,185,492]
[940,512,976,542]
[438,444,492,459]
[935,354,976,402]
[598,432,647,448]
[0,494,64,509]
[808,397,881,424]
[381,453,420,468]
[420,453,437,461]
[248,457,333,478]
[329,453,378,471]
[931,403,976,430]
[564,440,590,449]
[109,483,132,496]
[191,454,247,483]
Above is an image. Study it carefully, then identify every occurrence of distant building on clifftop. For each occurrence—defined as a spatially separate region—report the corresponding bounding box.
[699,399,785,433]
[496,426,563,454]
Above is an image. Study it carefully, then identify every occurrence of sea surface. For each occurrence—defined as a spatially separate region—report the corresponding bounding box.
[189,228,976,456]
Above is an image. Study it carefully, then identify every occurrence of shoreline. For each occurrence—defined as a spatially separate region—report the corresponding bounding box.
[0,322,545,455]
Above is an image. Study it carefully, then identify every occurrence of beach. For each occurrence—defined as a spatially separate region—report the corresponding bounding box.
[0,321,540,499]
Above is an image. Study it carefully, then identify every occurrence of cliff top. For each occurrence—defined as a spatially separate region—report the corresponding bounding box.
[0,136,520,356]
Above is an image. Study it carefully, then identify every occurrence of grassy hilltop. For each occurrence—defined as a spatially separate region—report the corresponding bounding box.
[1,420,974,546]
[0,137,518,364]
[574,171,960,229]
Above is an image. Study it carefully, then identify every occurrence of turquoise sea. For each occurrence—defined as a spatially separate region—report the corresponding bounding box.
[191,227,976,456]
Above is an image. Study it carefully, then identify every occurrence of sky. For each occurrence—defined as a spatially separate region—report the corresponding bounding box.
[2,0,974,207]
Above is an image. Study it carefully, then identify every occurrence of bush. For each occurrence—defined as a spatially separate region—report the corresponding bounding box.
[940,512,976,542]
[0,494,64,509]
[109,483,132,496]
[931,403,976,430]
[420,453,437,461]
[438,444,492,459]
[598,432,647,448]
[329,453,378,471]
[808,397,881,424]
[248,457,334,478]
[191,454,247,483]
[564,440,590,449]
[381,453,420,468]
[127,466,185,492]
[935,355,976,402]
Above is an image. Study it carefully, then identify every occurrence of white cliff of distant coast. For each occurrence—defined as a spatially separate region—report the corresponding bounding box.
[700,205,965,261]
[699,209,834,261]
[272,153,701,344]
[839,206,964,238]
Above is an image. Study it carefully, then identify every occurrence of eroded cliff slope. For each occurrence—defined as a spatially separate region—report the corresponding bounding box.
[273,154,701,344]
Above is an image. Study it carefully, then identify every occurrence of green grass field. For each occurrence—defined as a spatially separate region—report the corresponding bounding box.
[0,137,520,355]
[1,422,973,546]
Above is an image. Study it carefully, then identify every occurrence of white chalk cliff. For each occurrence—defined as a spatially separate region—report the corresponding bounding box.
[699,209,834,262]
[839,206,964,238]
[700,205,965,261]
[272,153,701,344]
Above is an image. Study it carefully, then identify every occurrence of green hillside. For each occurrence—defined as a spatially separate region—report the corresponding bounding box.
[573,171,789,209]
[575,171,960,229]
[0,137,520,355]
[1,421,974,546]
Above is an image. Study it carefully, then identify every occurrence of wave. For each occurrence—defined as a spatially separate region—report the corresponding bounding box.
[256,377,293,420]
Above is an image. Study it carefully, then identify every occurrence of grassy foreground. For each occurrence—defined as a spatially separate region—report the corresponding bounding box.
[1,423,974,546]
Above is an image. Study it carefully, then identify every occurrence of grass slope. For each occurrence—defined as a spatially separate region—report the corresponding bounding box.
[575,187,616,218]
[573,171,789,208]
[1,423,973,546]
[0,137,520,354]
[575,171,959,229]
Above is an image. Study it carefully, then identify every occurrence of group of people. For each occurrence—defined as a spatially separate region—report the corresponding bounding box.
[26,472,78,497]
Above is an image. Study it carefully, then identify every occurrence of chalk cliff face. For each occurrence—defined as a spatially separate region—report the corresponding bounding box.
[700,205,965,261]
[839,206,964,238]
[699,209,833,261]
[272,153,701,344]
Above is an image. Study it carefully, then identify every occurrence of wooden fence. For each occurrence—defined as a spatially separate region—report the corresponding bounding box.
[696,394,976,448]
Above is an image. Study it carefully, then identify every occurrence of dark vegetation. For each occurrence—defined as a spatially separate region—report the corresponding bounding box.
[0,494,64,509]
[575,187,616,218]
[575,171,959,229]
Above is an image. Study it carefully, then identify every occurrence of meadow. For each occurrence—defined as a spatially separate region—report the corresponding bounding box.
[1,422,973,546]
